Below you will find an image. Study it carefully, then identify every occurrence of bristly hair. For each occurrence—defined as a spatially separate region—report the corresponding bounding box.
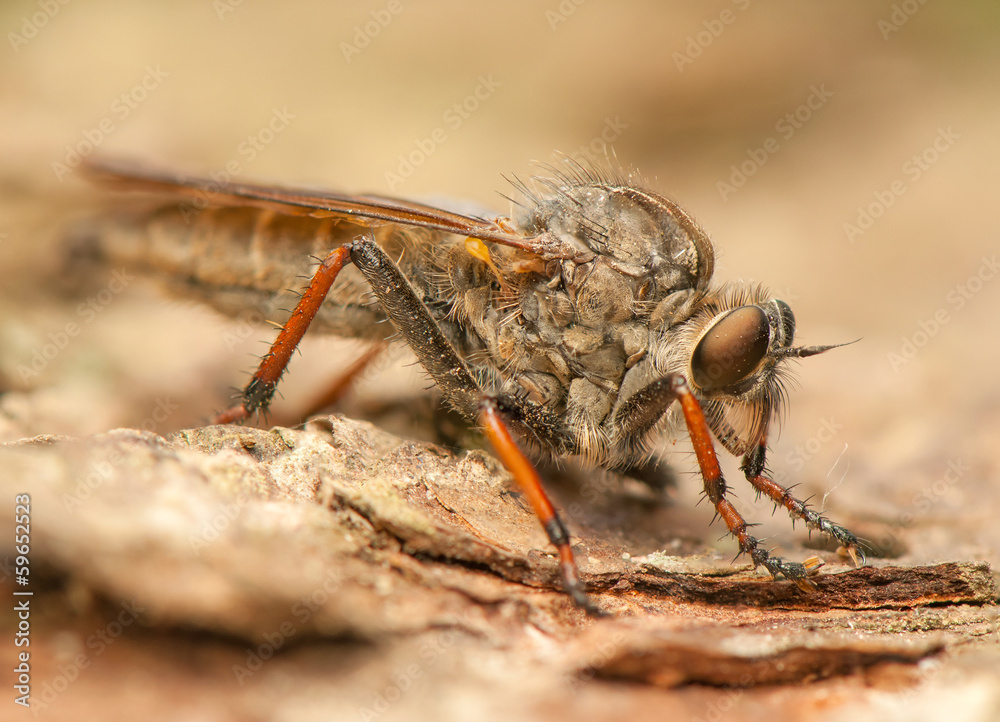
[531,150,645,193]
[505,152,658,253]
[502,151,651,212]
[647,280,798,458]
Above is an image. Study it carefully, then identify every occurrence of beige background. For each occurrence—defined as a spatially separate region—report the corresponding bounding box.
[1,1,998,720]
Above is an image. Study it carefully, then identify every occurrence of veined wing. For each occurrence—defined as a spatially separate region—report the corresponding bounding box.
[84,158,562,255]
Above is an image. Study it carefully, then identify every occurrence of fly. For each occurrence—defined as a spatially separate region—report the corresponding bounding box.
[77,156,865,614]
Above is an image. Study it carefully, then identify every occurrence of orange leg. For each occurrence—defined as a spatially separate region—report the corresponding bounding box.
[214,245,351,424]
[743,471,865,566]
[616,373,863,587]
[738,418,865,564]
[479,397,603,615]
[669,375,823,590]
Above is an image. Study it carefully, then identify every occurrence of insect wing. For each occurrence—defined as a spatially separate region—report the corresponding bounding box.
[85,158,543,252]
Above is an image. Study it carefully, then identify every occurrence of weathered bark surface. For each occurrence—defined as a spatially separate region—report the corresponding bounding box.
[2,419,996,721]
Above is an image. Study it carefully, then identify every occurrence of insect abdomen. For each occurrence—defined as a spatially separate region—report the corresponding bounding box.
[72,203,394,339]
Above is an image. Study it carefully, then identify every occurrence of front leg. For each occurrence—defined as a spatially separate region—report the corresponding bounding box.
[740,438,866,566]
[614,375,826,590]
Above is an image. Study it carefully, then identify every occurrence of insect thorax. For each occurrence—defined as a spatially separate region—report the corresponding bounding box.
[409,173,724,467]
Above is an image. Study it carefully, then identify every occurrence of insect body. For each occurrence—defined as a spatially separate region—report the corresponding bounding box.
[82,158,864,613]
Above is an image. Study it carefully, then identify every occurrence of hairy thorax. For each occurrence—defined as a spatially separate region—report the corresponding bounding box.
[408,175,718,467]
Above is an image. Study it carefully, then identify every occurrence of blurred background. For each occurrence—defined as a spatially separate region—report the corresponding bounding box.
[1,0,998,612]
[2,2,1000,720]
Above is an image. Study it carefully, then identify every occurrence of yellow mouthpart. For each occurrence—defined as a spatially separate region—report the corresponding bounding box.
[465,237,508,291]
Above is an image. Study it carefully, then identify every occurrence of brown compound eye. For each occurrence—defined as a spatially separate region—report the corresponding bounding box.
[691,305,770,392]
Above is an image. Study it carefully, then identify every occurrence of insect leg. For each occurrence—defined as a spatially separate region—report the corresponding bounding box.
[347,236,484,415]
[348,237,599,613]
[214,245,353,424]
[479,397,601,615]
[615,375,821,591]
[613,376,682,439]
[740,441,866,566]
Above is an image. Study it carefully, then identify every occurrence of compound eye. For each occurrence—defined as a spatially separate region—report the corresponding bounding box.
[691,305,770,392]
